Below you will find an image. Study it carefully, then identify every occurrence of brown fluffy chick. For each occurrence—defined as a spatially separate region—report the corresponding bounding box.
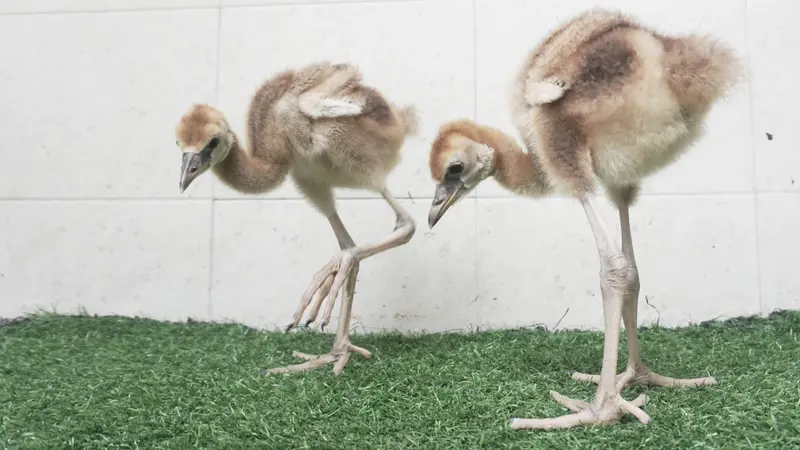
[175,62,418,376]
[426,8,741,430]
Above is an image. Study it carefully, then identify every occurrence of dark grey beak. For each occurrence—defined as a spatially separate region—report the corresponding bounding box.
[179,153,202,193]
[428,179,465,229]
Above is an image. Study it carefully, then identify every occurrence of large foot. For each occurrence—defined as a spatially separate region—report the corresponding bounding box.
[571,364,717,389]
[286,249,357,331]
[264,341,371,376]
[510,390,650,430]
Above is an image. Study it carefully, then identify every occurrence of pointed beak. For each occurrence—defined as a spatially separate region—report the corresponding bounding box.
[179,153,202,193]
[428,179,465,229]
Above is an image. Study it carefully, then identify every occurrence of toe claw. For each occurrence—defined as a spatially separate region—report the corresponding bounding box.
[512,390,651,430]
[630,393,649,408]
[264,344,367,376]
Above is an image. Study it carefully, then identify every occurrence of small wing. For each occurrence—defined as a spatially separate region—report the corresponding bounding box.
[298,93,364,119]
[296,63,366,119]
[525,77,568,105]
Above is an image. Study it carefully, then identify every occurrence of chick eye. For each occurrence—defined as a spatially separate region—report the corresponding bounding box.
[207,137,220,149]
[446,162,464,177]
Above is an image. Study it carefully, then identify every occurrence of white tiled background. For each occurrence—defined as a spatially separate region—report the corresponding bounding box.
[0,0,795,332]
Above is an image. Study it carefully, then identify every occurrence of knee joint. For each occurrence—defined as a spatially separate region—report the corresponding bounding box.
[600,253,639,295]
[394,214,416,244]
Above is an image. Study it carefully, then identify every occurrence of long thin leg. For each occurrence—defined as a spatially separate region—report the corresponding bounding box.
[292,188,415,329]
[266,210,366,375]
[511,197,650,430]
[268,262,370,375]
[572,197,716,389]
[330,260,367,374]
[287,211,355,329]
[269,189,414,376]
[618,202,641,367]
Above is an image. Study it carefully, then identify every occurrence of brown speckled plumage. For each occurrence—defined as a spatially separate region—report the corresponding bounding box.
[430,8,742,204]
[426,8,741,430]
[174,62,419,376]
[176,62,417,208]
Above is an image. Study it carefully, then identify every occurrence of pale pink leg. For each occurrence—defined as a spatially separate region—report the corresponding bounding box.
[511,197,651,430]
[268,188,415,376]
[571,195,716,389]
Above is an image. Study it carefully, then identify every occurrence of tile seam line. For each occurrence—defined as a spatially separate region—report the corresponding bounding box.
[472,0,481,328]
[207,4,223,320]
[222,0,423,8]
[3,191,794,202]
[0,0,422,16]
[741,0,763,315]
[0,6,218,16]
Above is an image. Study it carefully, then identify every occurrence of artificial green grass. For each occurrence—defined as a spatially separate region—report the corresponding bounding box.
[1,311,799,449]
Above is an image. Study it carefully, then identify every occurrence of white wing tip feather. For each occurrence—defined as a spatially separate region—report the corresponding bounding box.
[299,95,363,119]
[525,78,568,105]
[315,98,363,117]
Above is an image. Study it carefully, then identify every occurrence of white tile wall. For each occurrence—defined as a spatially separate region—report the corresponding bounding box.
[0,0,218,14]
[0,200,211,320]
[748,0,800,192]
[0,0,793,332]
[220,0,407,7]
[0,9,218,199]
[475,195,759,330]
[475,197,604,330]
[758,193,800,312]
[602,195,760,327]
[211,197,478,331]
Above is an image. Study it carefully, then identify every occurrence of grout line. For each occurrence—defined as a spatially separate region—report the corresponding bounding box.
[742,0,763,315]
[0,0,418,16]
[2,191,799,203]
[472,0,478,123]
[471,0,481,326]
[205,6,224,321]
[207,197,217,320]
[221,0,422,9]
[0,5,218,16]
[212,195,449,201]
[470,191,784,200]
[0,197,215,202]
[471,0,483,203]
